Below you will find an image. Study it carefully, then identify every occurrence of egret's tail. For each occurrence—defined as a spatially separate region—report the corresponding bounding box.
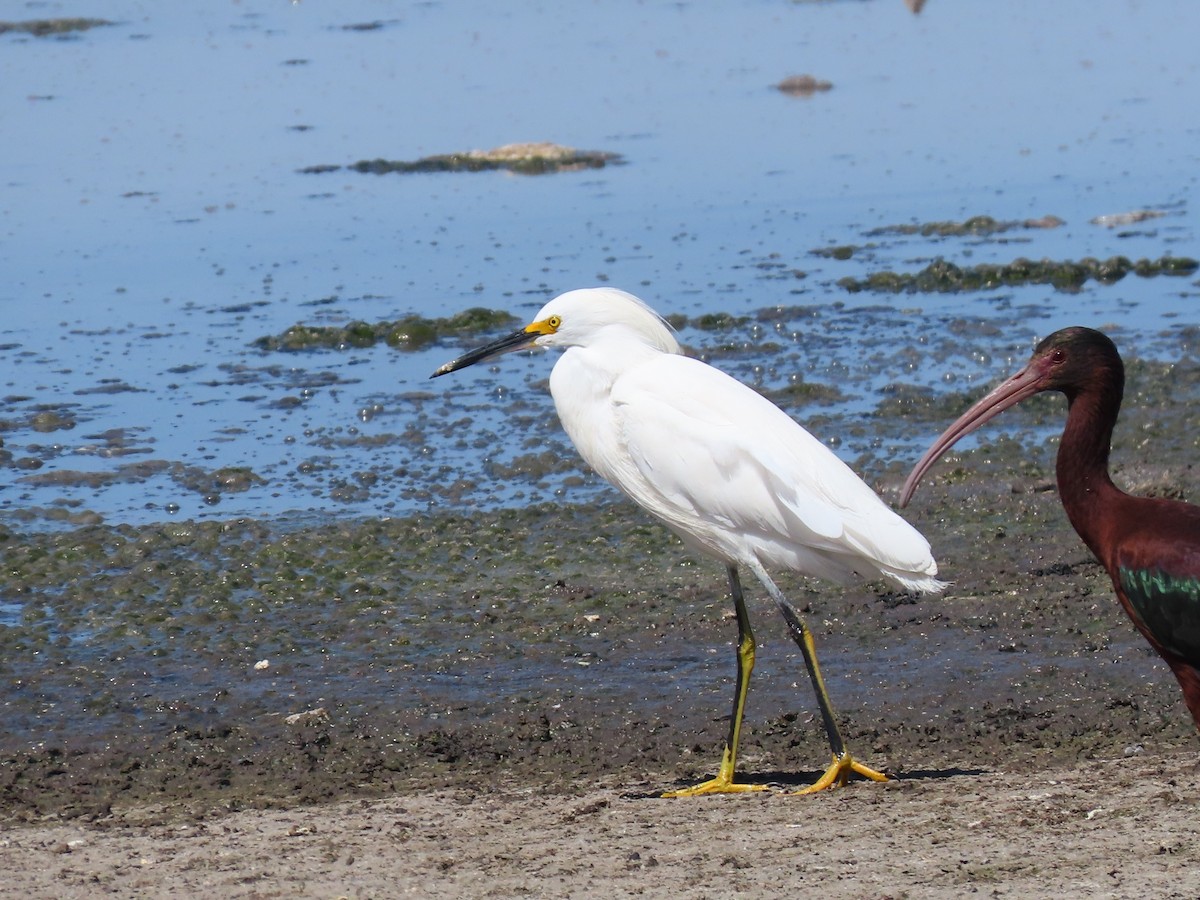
[879,567,948,595]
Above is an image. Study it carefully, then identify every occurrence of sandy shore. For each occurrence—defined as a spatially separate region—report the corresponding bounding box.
[4,753,1199,898]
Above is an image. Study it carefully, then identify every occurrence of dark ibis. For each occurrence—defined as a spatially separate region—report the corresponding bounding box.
[901,326,1200,728]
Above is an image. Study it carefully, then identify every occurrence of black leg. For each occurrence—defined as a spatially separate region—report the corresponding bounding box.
[662,564,765,797]
[747,561,890,793]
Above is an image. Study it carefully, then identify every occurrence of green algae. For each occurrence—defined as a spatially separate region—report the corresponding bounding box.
[811,245,858,260]
[865,215,1065,238]
[0,18,112,37]
[1,407,79,436]
[185,465,267,495]
[689,311,746,331]
[301,142,623,177]
[766,380,848,406]
[839,255,1199,294]
[29,410,76,433]
[255,304,766,356]
[254,308,520,352]
[0,509,683,708]
[15,460,266,504]
[661,311,750,332]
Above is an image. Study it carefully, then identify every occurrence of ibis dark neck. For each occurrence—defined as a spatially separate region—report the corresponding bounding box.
[1055,369,1125,557]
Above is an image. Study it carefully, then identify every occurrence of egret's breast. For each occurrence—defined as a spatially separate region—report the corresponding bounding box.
[549,348,622,479]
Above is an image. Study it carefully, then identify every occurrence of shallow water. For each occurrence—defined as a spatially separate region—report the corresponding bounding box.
[2,0,1197,527]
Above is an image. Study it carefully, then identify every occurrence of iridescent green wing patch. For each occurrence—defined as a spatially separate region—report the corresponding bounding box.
[1118,566,1200,662]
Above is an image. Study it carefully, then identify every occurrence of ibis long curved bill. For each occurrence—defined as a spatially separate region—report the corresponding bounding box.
[899,353,1057,507]
[900,325,1200,731]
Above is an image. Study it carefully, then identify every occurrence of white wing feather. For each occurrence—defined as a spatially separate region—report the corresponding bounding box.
[600,354,940,589]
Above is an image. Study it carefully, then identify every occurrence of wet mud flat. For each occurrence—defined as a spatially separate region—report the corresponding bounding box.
[3,360,1200,894]
[4,445,1200,820]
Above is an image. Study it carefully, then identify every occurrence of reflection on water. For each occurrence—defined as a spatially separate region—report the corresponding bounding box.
[0,600,23,628]
[2,0,1197,528]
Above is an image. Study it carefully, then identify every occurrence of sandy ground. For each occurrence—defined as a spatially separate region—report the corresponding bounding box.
[3,754,1199,898]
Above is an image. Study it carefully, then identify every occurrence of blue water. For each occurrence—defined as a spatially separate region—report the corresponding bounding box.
[1,0,1197,527]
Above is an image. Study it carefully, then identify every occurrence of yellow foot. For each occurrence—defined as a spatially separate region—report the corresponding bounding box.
[793,752,888,795]
[662,776,767,798]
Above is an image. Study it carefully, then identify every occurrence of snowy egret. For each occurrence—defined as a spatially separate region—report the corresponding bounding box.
[432,287,945,795]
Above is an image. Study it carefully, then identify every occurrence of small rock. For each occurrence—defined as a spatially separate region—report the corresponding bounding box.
[285,707,329,726]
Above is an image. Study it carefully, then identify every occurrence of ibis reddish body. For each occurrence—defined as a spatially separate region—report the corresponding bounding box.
[902,326,1200,728]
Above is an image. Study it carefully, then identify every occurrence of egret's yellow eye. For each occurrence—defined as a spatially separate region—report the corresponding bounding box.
[525,314,562,336]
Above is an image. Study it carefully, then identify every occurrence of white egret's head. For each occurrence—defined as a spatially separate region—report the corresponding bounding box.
[431,287,680,377]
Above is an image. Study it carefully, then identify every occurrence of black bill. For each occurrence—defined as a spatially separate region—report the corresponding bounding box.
[431,326,540,378]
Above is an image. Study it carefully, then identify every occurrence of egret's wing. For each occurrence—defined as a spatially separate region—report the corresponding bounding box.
[609,355,936,579]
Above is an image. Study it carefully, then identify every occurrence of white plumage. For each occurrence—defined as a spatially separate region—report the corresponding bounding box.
[433,286,944,795]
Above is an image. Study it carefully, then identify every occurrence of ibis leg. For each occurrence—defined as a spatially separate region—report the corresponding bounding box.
[746,560,888,793]
[663,564,766,797]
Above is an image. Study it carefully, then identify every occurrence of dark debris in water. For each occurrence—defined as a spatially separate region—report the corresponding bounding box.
[17,461,166,491]
[1091,210,1167,228]
[0,406,78,435]
[301,142,623,177]
[341,21,397,32]
[774,74,833,97]
[765,380,848,407]
[254,308,519,352]
[0,18,113,37]
[839,255,1199,295]
[865,215,1065,238]
[13,460,265,504]
[811,245,860,260]
[6,304,1198,534]
[173,464,267,497]
[663,311,750,332]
